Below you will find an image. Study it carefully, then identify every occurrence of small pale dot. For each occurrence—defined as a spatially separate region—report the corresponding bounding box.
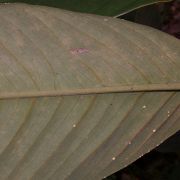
[128,141,131,145]
[167,111,170,117]
[104,18,108,22]
[73,124,76,128]
[153,129,156,132]
[112,157,116,161]
[142,105,146,109]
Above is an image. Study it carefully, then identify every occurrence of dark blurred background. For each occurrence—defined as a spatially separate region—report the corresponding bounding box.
[120,0,180,38]
[106,1,180,179]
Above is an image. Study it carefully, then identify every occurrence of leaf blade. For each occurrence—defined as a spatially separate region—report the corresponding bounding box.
[0,4,179,180]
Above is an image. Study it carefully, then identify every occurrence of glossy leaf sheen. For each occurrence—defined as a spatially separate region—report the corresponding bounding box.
[0,4,179,180]
[0,0,172,16]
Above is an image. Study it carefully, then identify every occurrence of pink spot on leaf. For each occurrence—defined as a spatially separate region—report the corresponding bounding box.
[70,48,89,55]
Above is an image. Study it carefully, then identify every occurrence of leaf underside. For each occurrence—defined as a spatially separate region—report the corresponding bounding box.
[0,4,179,180]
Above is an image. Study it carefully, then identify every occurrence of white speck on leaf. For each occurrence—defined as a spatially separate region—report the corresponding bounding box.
[167,111,170,117]
[112,157,116,161]
[142,105,146,109]
[153,129,156,133]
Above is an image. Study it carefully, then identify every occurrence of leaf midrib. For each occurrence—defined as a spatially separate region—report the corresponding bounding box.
[0,83,179,99]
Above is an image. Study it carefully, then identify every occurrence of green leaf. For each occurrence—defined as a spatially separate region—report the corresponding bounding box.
[0,4,179,180]
[0,0,172,16]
